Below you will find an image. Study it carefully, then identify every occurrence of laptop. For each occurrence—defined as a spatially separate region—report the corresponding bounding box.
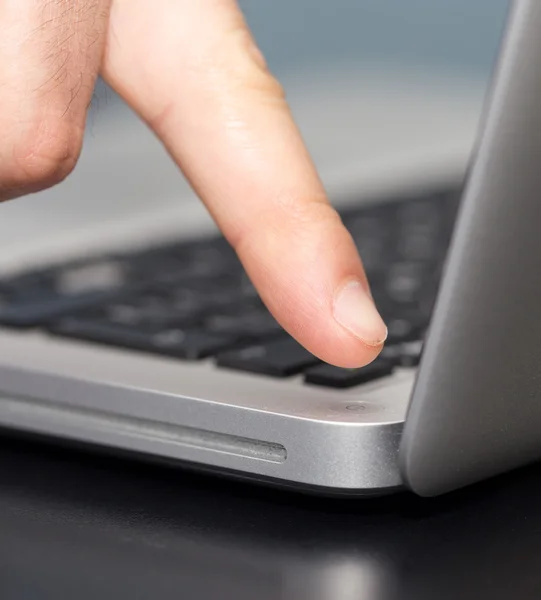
[0,2,534,497]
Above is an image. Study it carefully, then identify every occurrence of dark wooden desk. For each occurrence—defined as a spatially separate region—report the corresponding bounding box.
[0,434,539,599]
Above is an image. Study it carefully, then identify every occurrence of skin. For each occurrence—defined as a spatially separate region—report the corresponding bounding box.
[0,0,387,368]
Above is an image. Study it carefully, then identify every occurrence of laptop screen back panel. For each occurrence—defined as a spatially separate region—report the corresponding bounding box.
[400,0,541,496]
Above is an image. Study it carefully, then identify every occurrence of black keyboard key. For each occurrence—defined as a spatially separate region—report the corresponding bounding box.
[396,196,443,228]
[166,237,237,265]
[96,277,253,331]
[203,307,283,340]
[53,259,129,295]
[216,338,320,377]
[148,274,260,314]
[304,357,395,389]
[393,194,460,261]
[396,228,442,262]
[345,208,395,248]
[398,340,424,367]
[131,238,240,283]
[0,258,132,327]
[149,328,234,359]
[0,290,127,328]
[379,344,402,363]
[98,291,200,329]
[380,340,424,367]
[50,319,235,360]
[357,237,391,275]
[14,258,130,298]
[171,275,249,308]
[345,211,395,274]
[384,262,431,304]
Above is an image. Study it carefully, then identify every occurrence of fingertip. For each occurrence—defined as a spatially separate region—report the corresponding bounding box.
[235,210,387,369]
[282,282,388,369]
[293,320,387,369]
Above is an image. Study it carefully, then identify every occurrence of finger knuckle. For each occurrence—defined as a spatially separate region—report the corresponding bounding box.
[282,201,345,252]
[227,27,284,95]
[193,25,286,101]
[234,197,342,256]
[11,120,83,191]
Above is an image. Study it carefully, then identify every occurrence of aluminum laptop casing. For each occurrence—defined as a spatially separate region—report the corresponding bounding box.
[401,0,541,496]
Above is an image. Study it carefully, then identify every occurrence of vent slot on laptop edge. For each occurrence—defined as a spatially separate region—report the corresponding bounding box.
[0,396,287,464]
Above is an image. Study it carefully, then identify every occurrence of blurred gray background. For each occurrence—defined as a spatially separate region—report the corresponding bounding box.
[242,0,509,75]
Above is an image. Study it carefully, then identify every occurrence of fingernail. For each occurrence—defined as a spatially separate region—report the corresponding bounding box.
[333,280,387,346]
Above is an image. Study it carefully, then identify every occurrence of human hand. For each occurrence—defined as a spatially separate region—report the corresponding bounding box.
[1,0,387,367]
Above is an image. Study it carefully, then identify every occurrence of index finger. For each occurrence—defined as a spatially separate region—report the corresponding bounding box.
[103,0,387,367]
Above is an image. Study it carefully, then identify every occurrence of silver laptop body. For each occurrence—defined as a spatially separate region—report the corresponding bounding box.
[0,1,535,497]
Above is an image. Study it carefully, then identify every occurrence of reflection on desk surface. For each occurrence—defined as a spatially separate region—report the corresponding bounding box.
[0,434,540,599]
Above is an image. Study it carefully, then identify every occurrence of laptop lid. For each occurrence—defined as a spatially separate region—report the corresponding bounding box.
[400,0,541,496]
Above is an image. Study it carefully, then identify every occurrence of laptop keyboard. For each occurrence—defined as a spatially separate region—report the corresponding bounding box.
[0,188,461,389]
